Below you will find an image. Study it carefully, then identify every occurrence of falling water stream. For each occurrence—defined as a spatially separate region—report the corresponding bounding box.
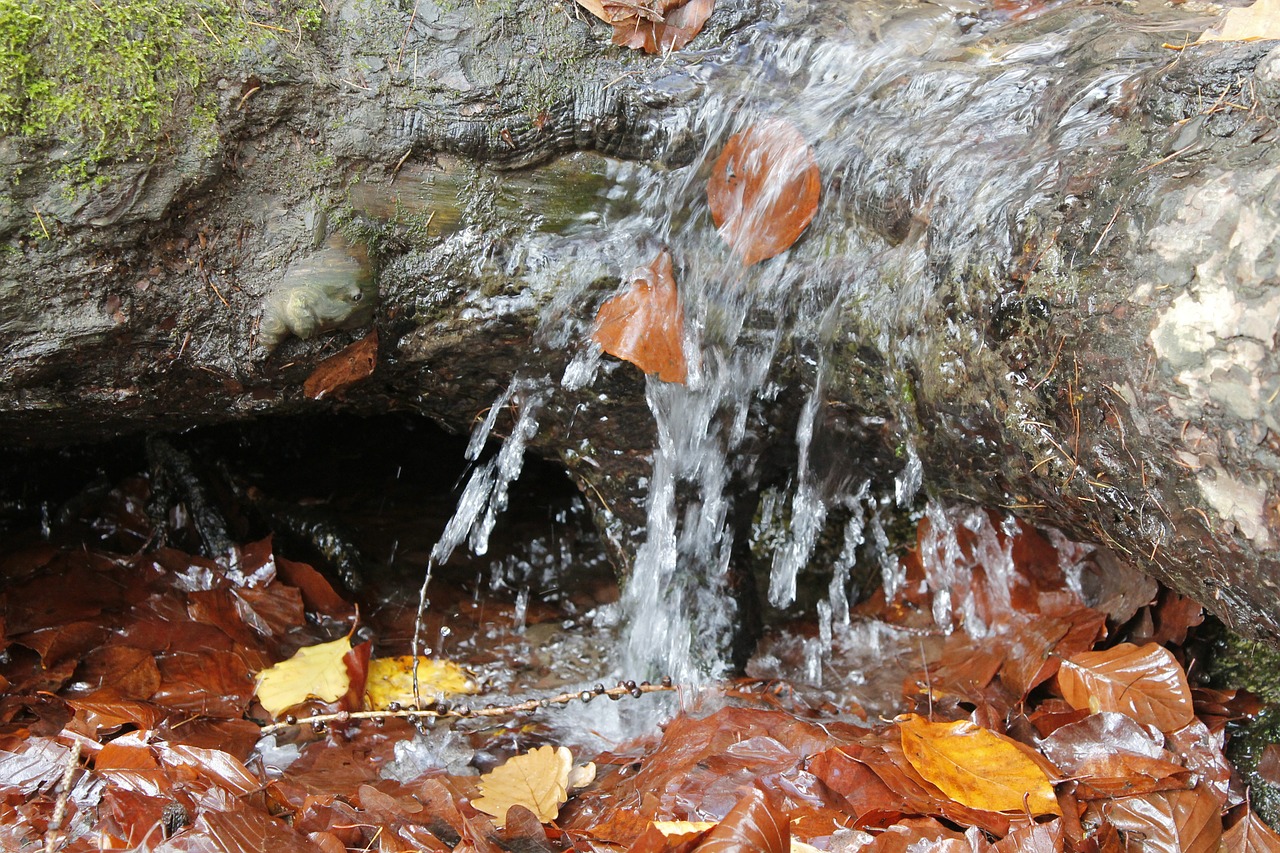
[410,0,1210,689]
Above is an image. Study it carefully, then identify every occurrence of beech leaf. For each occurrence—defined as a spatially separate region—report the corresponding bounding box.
[592,248,687,384]
[363,655,478,710]
[897,713,1061,816]
[708,118,820,267]
[472,745,573,827]
[1196,0,1280,43]
[1106,787,1222,853]
[1223,806,1280,853]
[576,0,715,54]
[1056,642,1194,732]
[697,788,789,853]
[253,636,352,718]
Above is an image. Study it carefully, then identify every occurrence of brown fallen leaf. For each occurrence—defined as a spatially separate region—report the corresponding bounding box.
[1105,786,1222,853]
[592,249,687,384]
[1195,0,1280,43]
[472,745,573,828]
[897,713,1061,816]
[1056,642,1193,732]
[303,329,378,400]
[697,788,789,853]
[1223,805,1280,853]
[708,118,820,267]
[576,0,715,54]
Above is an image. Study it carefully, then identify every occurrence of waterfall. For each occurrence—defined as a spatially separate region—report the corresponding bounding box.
[410,0,1162,683]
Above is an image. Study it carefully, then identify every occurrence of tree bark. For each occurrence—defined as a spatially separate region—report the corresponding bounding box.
[3,0,1280,640]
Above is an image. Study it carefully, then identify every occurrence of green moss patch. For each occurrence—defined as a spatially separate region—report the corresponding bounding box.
[0,0,322,175]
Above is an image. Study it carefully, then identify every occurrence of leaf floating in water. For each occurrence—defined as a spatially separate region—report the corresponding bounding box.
[897,713,1061,816]
[575,0,715,54]
[708,118,821,268]
[1195,0,1280,43]
[1056,642,1194,732]
[363,655,478,710]
[472,745,573,827]
[252,636,352,718]
[591,248,687,384]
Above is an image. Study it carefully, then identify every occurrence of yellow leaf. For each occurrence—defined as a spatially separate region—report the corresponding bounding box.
[253,637,352,718]
[1196,0,1280,42]
[363,656,478,710]
[898,714,1061,816]
[472,745,573,827]
[567,762,597,790]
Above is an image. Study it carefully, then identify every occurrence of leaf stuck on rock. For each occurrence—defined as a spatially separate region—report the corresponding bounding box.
[592,248,687,384]
[708,118,821,268]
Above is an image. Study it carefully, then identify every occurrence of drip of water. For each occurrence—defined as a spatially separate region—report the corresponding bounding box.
[869,505,903,602]
[513,587,530,631]
[895,444,923,509]
[768,381,829,608]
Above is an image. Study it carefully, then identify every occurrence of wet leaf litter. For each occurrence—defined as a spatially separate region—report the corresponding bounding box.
[3,469,1278,852]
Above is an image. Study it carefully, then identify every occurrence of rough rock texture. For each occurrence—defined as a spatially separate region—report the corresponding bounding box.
[3,0,1280,641]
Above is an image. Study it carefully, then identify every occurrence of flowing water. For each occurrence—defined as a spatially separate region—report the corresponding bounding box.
[411,0,1211,686]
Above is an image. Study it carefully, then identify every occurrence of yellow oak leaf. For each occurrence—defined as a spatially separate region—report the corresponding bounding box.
[898,713,1061,816]
[363,656,478,710]
[253,636,352,718]
[1196,0,1280,42]
[472,745,573,827]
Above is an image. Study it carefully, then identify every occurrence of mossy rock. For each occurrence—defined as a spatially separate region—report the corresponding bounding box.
[0,0,323,179]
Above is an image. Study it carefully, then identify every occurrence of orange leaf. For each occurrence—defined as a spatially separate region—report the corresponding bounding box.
[1106,787,1222,853]
[897,714,1061,816]
[303,329,379,400]
[1056,642,1193,732]
[592,249,687,384]
[708,118,820,267]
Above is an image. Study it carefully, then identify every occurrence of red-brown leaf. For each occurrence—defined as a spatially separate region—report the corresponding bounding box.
[1056,643,1193,732]
[628,822,711,853]
[607,0,715,53]
[708,118,820,267]
[1223,805,1280,853]
[1105,786,1221,853]
[592,249,687,384]
[275,553,352,617]
[304,329,379,400]
[991,820,1064,853]
[1039,712,1190,799]
[75,645,162,700]
[696,788,788,853]
[186,802,326,853]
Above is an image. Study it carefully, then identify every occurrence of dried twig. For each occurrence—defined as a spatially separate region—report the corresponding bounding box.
[43,740,83,853]
[259,680,675,735]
